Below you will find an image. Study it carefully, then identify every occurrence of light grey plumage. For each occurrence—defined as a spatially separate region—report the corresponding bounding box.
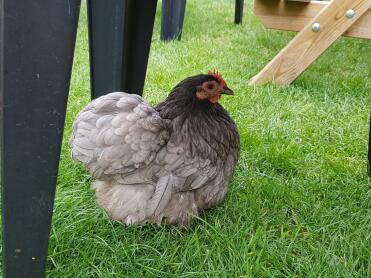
[70,74,240,227]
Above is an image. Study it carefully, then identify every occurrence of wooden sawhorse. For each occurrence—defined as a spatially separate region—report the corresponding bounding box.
[249,0,371,85]
[249,0,371,174]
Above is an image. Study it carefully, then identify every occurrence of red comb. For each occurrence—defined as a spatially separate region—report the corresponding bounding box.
[208,70,227,87]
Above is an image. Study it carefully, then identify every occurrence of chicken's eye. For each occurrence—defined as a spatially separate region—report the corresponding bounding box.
[207,83,215,90]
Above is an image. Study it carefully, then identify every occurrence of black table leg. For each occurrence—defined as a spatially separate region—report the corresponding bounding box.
[88,0,158,98]
[235,0,244,24]
[1,1,81,277]
[161,0,187,42]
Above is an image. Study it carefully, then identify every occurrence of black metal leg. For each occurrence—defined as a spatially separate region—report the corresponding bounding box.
[161,0,187,42]
[1,1,81,277]
[88,0,158,98]
[234,0,244,24]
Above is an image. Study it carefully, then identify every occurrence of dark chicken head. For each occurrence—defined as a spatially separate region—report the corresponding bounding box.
[170,71,234,104]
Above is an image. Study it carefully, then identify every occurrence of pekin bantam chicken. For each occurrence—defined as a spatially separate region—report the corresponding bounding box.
[70,71,240,227]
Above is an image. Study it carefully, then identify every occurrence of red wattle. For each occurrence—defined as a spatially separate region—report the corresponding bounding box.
[209,95,221,103]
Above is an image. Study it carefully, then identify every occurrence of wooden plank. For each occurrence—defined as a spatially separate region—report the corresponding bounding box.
[344,8,371,38]
[249,0,371,85]
[255,0,371,39]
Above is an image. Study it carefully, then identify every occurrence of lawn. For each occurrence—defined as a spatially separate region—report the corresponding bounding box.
[47,0,370,277]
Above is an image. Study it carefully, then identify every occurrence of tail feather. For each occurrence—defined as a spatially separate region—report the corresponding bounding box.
[147,175,174,217]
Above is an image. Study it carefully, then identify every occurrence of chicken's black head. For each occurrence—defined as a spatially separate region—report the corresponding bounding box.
[156,71,234,119]
[171,71,233,104]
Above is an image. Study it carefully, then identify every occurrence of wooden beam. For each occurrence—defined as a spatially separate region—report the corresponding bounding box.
[249,0,371,85]
[255,0,371,39]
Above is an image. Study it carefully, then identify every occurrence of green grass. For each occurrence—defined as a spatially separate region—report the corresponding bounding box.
[47,0,370,277]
